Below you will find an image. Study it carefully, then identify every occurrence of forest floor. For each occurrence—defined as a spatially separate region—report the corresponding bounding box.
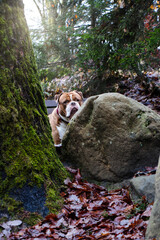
[116,71,160,114]
[1,71,160,239]
[8,168,153,239]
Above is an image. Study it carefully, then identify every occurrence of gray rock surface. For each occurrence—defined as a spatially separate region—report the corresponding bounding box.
[62,93,160,182]
[146,156,160,240]
[98,175,156,204]
[130,175,155,203]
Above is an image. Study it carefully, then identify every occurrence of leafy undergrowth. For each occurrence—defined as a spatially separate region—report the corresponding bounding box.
[9,168,152,240]
[117,72,160,114]
[42,70,160,115]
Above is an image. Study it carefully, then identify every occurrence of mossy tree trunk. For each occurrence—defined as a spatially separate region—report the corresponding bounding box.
[0,0,68,218]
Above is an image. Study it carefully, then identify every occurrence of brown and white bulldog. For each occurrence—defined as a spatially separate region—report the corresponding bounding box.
[48,91,83,147]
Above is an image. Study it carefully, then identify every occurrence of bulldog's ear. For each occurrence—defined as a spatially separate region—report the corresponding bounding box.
[74,90,83,99]
[54,92,63,103]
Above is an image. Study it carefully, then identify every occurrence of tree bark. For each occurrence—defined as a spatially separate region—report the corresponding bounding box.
[0,0,68,218]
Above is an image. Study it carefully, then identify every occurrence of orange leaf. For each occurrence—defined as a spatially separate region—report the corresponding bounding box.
[150,5,155,9]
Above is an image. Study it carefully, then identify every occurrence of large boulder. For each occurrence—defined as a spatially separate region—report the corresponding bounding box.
[62,93,160,182]
[145,156,160,239]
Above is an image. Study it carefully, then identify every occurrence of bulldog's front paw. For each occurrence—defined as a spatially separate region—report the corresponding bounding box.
[54,143,62,147]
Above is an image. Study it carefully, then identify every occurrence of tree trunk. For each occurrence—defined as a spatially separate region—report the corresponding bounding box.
[0,0,68,219]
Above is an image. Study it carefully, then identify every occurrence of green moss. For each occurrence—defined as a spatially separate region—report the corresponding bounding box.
[22,212,43,226]
[0,217,8,225]
[5,5,12,13]
[0,195,23,216]
[0,106,10,122]
[0,1,69,221]
[0,16,5,25]
[46,187,64,213]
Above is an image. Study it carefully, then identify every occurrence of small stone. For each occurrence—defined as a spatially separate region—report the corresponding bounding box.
[7,220,22,227]
[130,175,155,203]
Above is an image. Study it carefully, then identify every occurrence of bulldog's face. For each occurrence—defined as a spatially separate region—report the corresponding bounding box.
[56,91,83,119]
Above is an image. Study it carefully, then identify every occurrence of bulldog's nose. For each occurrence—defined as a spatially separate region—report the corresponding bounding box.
[71,102,76,106]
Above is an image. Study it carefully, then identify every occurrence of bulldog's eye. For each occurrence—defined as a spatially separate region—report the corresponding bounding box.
[63,100,69,104]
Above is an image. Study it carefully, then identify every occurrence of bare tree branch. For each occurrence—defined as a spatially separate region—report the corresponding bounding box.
[33,0,43,19]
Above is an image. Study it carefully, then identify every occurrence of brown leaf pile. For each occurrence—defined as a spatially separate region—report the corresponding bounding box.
[118,73,160,114]
[9,168,152,240]
[134,166,157,177]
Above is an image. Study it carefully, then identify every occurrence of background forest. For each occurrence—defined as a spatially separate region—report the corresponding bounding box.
[24,0,160,100]
[0,1,159,238]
